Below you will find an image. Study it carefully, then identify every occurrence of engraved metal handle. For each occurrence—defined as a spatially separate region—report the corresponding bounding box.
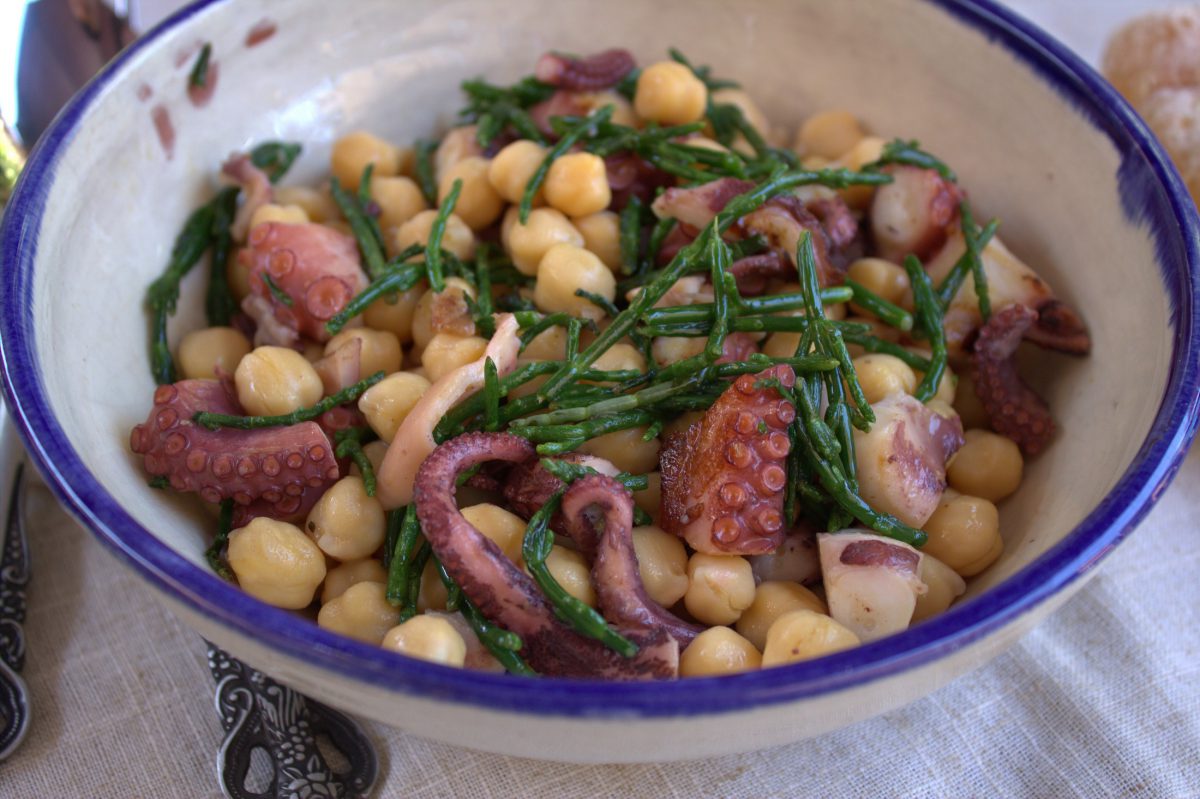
[0,461,31,762]
[207,643,379,799]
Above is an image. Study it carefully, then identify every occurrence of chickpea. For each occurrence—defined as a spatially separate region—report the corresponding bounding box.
[502,207,585,276]
[852,354,918,404]
[911,553,967,623]
[325,328,403,377]
[393,210,476,261]
[544,545,596,607]
[306,476,386,561]
[952,372,991,429]
[763,332,802,359]
[663,410,704,440]
[382,615,467,667]
[843,316,902,359]
[653,335,706,365]
[321,559,387,604]
[350,441,389,480]
[370,175,428,231]
[684,553,756,626]
[710,88,771,139]
[417,559,449,612]
[573,211,622,270]
[521,325,568,362]
[847,257,909,311]
[488,140,548,204]
[923,491,1003,576]
[461,503,526,564]
[579,427,661,475]
[410,277,477,354]
[735,581,827,651]
[915,366,957,406]
[235,346,323,417]
[533,244,616,321]
[631,525,689,607]
[358,371,431,443]
[574,89,638,126]
[544,152,611,218]
[761,609,860,666]
[679,627,762,677]
[421,334,488,382]
[632,473,662,524]
[274,185,340,223]
[331,131,402,190]
[317,582,399,645]
[797,110,865,160]
[635,61,707,125]
[947,430,1024,502]
[590,342,646,376]
[177,326,251,380]
[363,283,425,343]
[227,517,326,609]
[434,125,481,180]
[248,202,309,232]
[836,136,888,209]
[438,156,505,231]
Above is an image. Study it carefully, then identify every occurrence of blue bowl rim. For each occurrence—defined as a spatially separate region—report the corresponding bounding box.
[1,0,1198,720]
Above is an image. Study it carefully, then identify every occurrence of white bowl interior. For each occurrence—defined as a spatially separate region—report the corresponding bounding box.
[30,0,1170,650]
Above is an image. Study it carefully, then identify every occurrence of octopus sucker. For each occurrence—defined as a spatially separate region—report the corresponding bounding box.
[559,474,702,647]
[661,365,795,555]
[971,304,1057,456]
[129,379,338,523]
[413,432,678,679]
[238,221,367,343]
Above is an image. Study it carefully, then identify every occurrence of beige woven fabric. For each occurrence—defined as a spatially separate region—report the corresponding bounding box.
[5,446,1198,798]
[6,2,1198,796]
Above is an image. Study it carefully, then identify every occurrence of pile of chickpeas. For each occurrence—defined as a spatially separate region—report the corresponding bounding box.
[168,58,1024,677]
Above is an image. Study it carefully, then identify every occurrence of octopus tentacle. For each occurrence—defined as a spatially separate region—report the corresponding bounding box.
[413,432,678,679]
[534,49,636,91]
[660,365,796,555]
[560,475,702,647]
[501,454,619,520]
[972,304,1056,455]
[221,153,273,242]
[129,380,339,523]
[238,222,367,343]
[1025,299,1091,355]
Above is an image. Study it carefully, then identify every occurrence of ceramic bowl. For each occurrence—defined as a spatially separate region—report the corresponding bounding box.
[2,0,1198,763]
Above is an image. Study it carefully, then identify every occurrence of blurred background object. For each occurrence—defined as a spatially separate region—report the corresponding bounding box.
[1102,5,1200,206]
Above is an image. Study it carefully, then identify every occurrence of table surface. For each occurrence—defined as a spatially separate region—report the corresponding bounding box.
[6,2,1200,797]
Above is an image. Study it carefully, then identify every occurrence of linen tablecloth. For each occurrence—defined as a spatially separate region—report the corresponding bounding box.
[5,1,1199,796]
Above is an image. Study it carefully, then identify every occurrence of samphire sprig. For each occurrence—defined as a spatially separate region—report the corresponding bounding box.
[863,138,957,182]
[192,371,385,430]
[146,140,301,383]
[204,498,235,580]
[521,491,639,657]
[333,427,378,496]
[779,232,927,546]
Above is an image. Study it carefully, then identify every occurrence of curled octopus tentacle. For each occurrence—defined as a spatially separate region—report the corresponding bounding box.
[972,304,1056,456]
[413,432,678,679]
[534,49,636,91]
[129,380,338,524]
[660,365,795,555]
[560,475,702,647]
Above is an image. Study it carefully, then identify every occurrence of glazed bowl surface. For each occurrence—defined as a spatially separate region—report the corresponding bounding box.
[2,0,1197,762]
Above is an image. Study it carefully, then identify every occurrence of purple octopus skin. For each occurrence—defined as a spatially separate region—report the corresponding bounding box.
[972,304,1056,456]
[129,380,339,524]
[560,475,702,647]
[413,432,678,679]
[534,48,636,90]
